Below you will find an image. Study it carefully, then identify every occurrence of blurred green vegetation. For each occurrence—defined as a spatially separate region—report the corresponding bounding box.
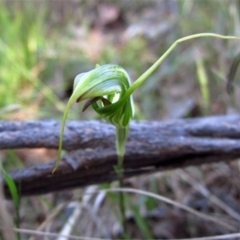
[0,1,66,118]
[1,0,239,121]
[0,1,44,105]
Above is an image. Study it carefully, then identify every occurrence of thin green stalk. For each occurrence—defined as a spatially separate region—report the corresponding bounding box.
[115,127,129,235]
[128,33,240,95]
[196,56,210,115]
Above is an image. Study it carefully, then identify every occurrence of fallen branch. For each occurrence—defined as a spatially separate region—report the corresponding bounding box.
[1,115,240,198]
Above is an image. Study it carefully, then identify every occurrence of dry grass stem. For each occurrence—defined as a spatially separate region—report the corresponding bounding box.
[57,186,99,240]
[29,201,71,240]
[101,187,235,231]
[2,227,240,240]
[178,169,240,222]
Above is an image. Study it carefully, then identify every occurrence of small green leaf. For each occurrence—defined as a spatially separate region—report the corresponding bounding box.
[1,166,20,213]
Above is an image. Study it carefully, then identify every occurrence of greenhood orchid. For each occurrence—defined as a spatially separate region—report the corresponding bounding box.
[53,64,134,172]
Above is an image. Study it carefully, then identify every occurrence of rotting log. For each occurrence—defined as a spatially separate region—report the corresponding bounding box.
[1,115,240,198]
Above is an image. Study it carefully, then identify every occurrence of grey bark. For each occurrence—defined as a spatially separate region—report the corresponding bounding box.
[1,115,240,198]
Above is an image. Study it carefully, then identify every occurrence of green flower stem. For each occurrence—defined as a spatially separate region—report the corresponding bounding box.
[115,126,129,233]
[116,127,129,166]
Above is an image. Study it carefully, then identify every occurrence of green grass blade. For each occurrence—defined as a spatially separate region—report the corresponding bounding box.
[1,167,19,211]
[1,166,20,240]
[196,56,210,114]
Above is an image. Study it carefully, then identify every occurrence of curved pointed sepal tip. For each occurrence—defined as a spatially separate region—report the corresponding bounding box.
[52,166,58,174]
[53,149,63,173]
[52,158,60,173]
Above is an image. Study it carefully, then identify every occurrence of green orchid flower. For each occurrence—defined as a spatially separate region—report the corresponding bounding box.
[53,64,134,172]
[75,64,135,129]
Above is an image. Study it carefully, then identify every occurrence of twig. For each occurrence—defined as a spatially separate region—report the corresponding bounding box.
[2,115,240,197]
